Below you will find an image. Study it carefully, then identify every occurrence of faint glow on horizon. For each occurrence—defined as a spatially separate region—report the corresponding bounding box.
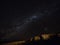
[34,36,40,41]
[41,34,51,40]
[3,34,60,45]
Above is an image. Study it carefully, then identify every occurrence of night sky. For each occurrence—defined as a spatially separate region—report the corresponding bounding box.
[0,0,60,43]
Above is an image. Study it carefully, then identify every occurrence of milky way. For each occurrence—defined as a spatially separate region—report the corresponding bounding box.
[0,1,60,43]
[15,12,45,33]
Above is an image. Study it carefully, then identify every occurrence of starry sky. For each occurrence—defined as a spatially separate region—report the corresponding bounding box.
[0,0,60,43]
